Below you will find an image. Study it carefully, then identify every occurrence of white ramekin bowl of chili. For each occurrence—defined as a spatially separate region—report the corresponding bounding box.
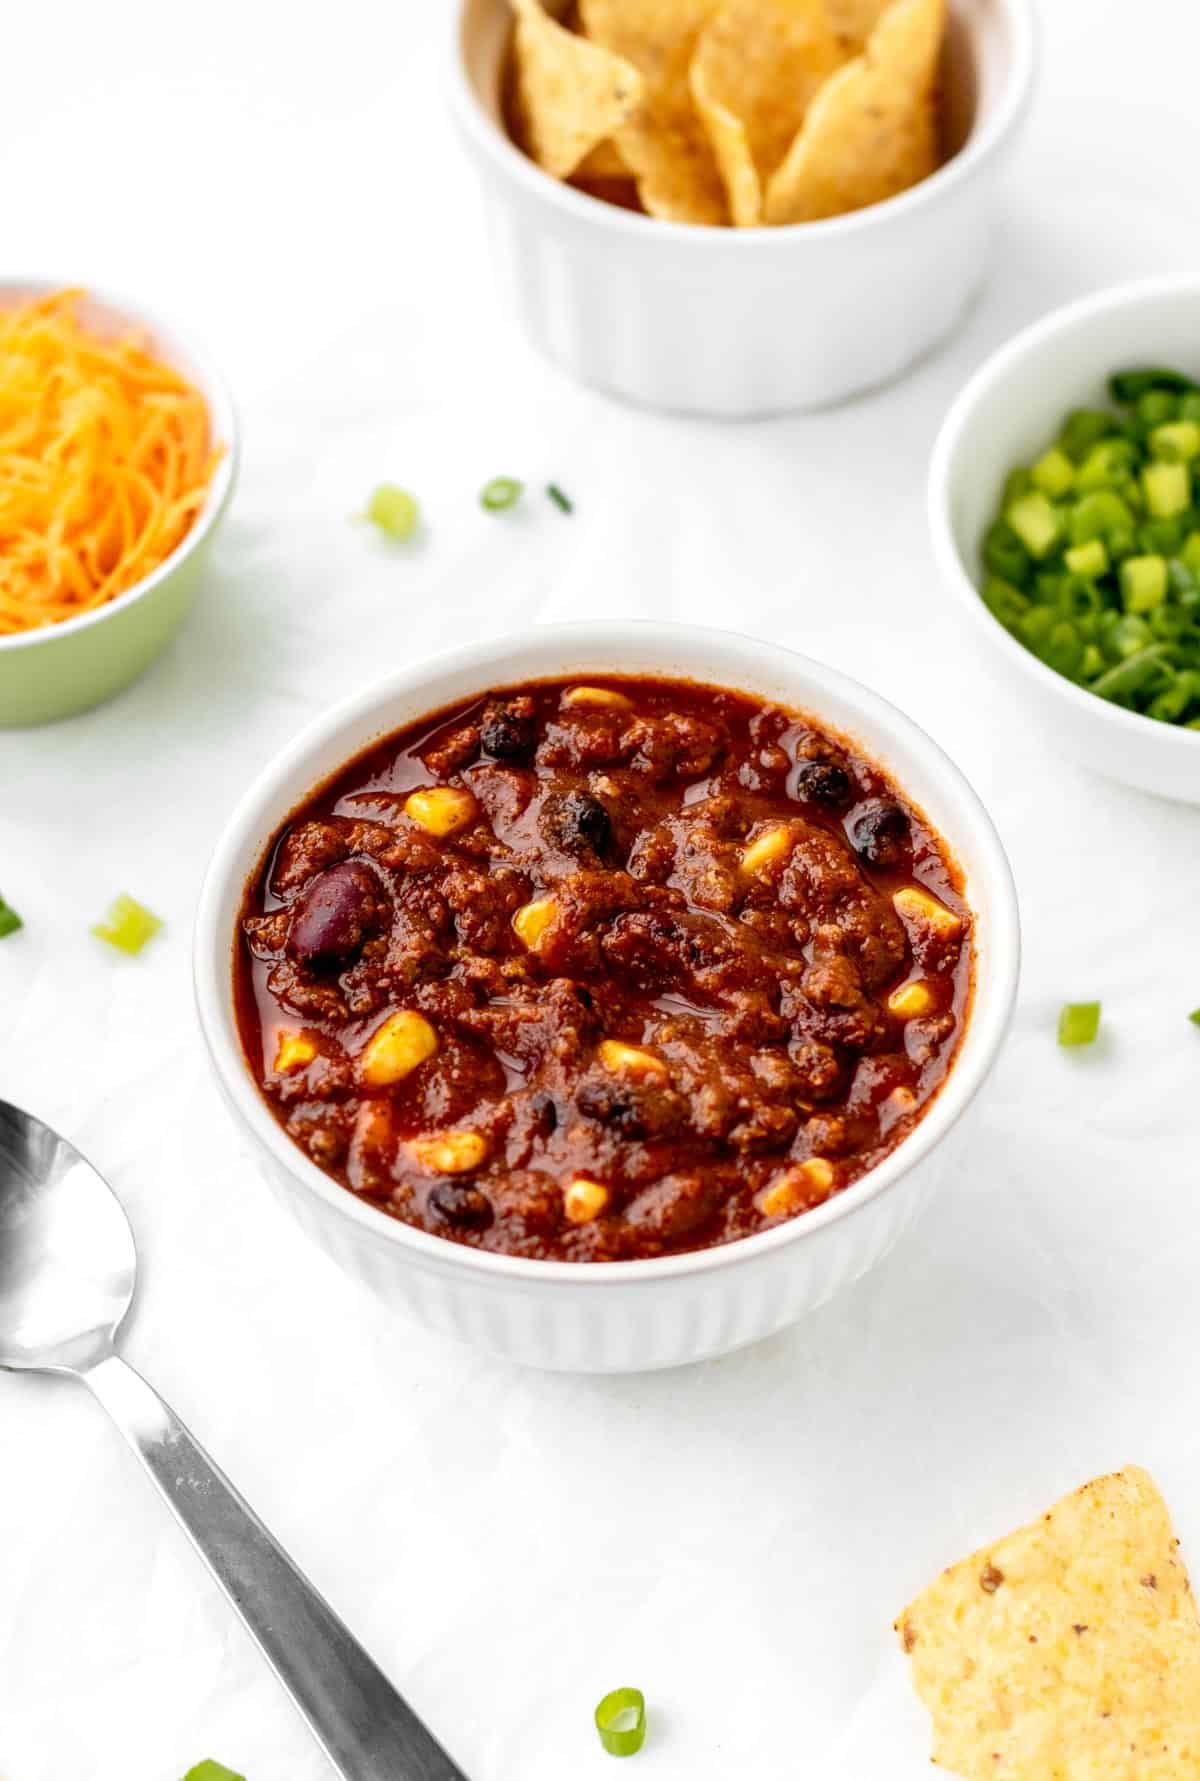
[194,623,1020,1373]
[447,0,1036,417]
[931,278,1200,805]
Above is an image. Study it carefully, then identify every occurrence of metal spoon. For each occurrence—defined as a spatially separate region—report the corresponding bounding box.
[0,1099,468,1781]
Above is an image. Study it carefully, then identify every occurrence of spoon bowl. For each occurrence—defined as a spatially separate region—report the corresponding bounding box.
[0,1100,135,1373]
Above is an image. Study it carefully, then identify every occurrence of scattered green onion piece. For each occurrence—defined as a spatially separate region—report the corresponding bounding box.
[1189,1009,1200,1028]
[480,477,524,513]
[0,893,22,939]
[365,484,420,541]
[1058,1002,1101,1047]
[182,1765,245,1781]
[91,894,163,957]
[546,482,574,514]
[595,1687,646,1758]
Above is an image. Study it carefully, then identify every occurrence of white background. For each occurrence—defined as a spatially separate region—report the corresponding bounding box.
[4,1,1200,1776]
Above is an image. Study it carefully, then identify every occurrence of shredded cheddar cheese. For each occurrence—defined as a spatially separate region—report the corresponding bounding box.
[0,288,220,634]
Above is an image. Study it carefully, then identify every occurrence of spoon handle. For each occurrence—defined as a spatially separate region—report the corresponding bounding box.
[83,1352,469,1781]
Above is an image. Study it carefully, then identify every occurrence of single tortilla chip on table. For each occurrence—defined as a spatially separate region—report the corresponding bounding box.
[509,0,645,180]
[764,0,944,224]
[579,0,729,224]
[690,0,849,227]
[897,1467,1200,1779]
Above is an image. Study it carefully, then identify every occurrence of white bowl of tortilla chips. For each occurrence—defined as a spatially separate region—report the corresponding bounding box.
[449,0,1036,415]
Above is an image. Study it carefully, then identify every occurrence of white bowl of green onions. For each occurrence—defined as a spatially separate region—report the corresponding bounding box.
[930,278,1200,803]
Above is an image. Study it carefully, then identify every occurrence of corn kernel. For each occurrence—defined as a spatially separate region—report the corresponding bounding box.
[513,895,558,950]
[404,786,478,837]
[892,886,961,939]
[597,1039,666,1076]
[408,1130,490,1174]
[759,1158,837,1219]
[740,822,795,876]
[887,980,936,1020]
[561,685,633,711]
[563,1176,610,1223]
[359,1010,438,1086]
[274,1032,316,1074]
[888,1086,917,1112]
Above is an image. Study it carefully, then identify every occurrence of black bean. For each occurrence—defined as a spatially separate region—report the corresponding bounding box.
[793,760,852,808]
[427,1179,493,1231]
[287,861,387,967]
[848,800,910,868]
[530,1091,558,1134]
[540,790,612,857]
[576,1074,683,1141]
[480,702,536,761]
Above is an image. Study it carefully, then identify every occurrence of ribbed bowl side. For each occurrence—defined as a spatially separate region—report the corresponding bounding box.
[253,1119,963,1373]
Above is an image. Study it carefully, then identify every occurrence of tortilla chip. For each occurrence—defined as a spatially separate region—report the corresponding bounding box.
[569,173,644,210]
[574,137,631,177]
[510,0,645,180]
[824,0,890,48]
[764,0,943,225]
[897,1467,1200,1779]
[690,0,848,227]
[579,0,728,224]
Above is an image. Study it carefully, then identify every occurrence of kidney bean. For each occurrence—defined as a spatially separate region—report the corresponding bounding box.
[287,861,388,967]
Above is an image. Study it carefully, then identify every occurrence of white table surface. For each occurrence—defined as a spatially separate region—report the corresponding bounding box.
[4,2,1200,1776]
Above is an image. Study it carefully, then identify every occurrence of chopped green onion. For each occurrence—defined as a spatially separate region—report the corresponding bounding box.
[365,484,420,541]
[979,368,1200,730]
[480,477,524,513]
[1005,491,1063,559]
[1058,1002,1101,1047]
[182,1765,245,1781]
[1075,439,1136,492]
[1063,539,1108,579]
[91,894,162,957]
[1189,1009,1200,1028]
[1137,388,1179,428]
[1109,368,1197,403]
[1143,460,1190,518]
[1151,421,1200,462]
[546,482,574,513]
[1120,554,1168,613]
[1060,408,1116,461]
[1031,448,1075,498]
[595,1687,646,1758]
[0,893,22,939]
